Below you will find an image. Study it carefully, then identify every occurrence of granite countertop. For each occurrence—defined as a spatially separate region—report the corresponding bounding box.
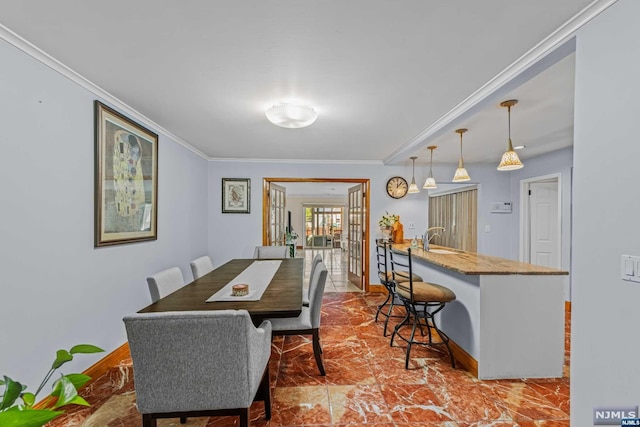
[390,242,569,276]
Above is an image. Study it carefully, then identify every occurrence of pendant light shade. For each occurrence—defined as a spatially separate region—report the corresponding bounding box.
[497,99,524,171]
[408,156,420,193]
[423,146,437,189]
[452,128,471,182]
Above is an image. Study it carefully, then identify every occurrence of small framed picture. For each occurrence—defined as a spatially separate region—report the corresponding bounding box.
[94,101,158,247]
[222,178,251,213]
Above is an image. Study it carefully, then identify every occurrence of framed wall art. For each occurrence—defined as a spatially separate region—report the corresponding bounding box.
[94,101,158,247]
[222,178,250,213]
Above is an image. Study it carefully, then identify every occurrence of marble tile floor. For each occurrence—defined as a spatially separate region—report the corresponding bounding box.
[47,291,571,427]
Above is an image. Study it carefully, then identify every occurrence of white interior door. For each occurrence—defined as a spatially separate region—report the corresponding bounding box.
[268,183,286,246]
[529,181,560,268]
[347,184,364,289]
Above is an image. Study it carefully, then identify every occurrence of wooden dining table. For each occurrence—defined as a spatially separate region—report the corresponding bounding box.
[139,258,303,325]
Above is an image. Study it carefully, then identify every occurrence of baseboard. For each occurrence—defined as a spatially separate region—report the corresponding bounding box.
[34,342,130,409]
[369,284,387,293]
[449,339,478,377]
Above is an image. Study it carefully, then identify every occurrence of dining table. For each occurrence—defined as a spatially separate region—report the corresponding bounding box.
[139,258,303,326]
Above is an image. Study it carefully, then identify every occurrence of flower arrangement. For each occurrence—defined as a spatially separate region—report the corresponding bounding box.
[379,212,399,228]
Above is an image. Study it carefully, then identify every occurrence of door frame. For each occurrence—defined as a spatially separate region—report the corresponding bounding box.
[262,177,371,290]
[519,173,562,265]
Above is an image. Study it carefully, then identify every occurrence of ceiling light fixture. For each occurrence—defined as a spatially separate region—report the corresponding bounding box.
[408,156,420,193]
[265,103,318,128]
[423,146,437,189]
[452,128,471,182]
[497,99,524,171]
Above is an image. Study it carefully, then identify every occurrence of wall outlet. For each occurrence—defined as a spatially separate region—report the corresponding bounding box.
[408,222,415,229]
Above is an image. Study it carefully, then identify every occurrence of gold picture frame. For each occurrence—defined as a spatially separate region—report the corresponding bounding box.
[222,178,250,213]
[94,101,158,247]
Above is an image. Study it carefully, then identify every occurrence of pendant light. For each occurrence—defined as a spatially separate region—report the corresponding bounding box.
[497,99,524,171]
[452,128,471,182]
[423,146,437,189]
[408,156,420,193]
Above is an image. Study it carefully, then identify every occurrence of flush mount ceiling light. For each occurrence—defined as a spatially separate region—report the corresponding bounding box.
[452,128,471,182]
[408,156,420,193]
[497,99,524,171]
[423,146,437,189]
[265,103,318,128]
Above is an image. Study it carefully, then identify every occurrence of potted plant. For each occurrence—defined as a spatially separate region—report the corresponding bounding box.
[0,344,103,427]
[379,211,398,240]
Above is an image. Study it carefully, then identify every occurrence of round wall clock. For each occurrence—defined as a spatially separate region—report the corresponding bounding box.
[386,176,409,199]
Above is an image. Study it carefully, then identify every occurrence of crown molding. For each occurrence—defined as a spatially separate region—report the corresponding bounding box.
[208,157,384,165]
[384,0,619,166]
[0,23,209,160]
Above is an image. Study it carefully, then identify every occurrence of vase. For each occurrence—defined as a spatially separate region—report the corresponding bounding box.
[381,227,392,241]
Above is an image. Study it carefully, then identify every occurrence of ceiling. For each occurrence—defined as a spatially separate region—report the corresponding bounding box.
[0,1,592,166]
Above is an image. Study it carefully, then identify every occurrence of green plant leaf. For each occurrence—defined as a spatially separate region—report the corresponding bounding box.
[63,395,90,407]
[51,377,78,409]
[21,392,36,408]
[0,376,23,411]
[51,350,73,369]
[69,344,104,354]
[0,407,63,427]
[50,374,88,397]
[50,374,91,397]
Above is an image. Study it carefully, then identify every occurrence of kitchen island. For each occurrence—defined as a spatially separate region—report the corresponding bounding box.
[390,242,568,379]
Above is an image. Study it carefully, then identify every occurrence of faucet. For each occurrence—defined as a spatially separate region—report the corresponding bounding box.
[423,226,445,251]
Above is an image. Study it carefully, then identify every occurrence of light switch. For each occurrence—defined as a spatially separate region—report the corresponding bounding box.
[621,255,640,283]
[625,259,635,276]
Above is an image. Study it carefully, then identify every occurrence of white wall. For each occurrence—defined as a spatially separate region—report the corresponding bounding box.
[572,0,640,424]
[0,39,209,389]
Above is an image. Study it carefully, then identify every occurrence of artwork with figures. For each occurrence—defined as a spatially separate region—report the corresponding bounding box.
[222,178,251,213]
[95,101,158,246]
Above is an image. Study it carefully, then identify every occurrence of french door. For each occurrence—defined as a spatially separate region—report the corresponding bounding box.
[348,184,365,289]
[267,183,286,246]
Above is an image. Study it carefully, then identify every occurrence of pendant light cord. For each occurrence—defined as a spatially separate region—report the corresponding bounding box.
[507,105,514,150]
[429,149,433,175]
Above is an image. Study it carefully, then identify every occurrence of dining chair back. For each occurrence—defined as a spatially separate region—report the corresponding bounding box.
[123,310,272,427]
[253,245,289,259]
[302,253,323,306]
[146,267,185,303]
[268,263,328,375]
[190,255,214,280]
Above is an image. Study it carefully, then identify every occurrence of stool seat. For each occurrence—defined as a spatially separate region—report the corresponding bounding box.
[381,270,423,283]
[397,281,456,303]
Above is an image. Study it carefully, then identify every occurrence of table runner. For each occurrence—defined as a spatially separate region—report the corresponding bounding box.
[206,260,282,302]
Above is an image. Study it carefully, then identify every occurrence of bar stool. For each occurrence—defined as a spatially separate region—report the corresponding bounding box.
[374,239,423,336]
[389,246,457,369]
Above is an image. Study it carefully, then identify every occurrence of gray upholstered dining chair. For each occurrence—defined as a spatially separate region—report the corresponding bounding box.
[302,253,323,307]
[253,245,289,259]
[123,310,272,427]
[146,267,185,303]
[190,255,214,280]
[268,263,328,375]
